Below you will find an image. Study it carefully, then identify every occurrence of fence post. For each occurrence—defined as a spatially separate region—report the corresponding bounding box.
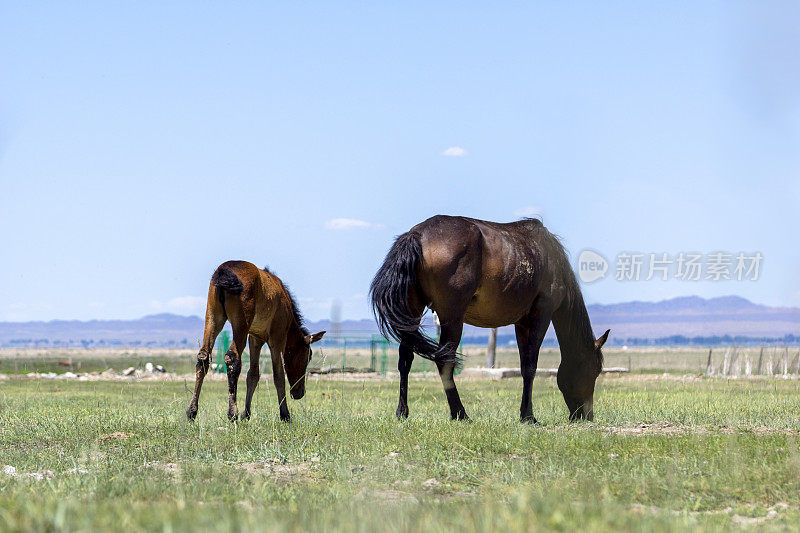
[486,328,497,368]
[722,348,730,376]
[783,347,789,377]
[705,348,713,375]
[756,347,764,375]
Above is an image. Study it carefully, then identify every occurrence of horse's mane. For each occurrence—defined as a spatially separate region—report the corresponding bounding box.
[539,228,603,372]
[263,265,310,337]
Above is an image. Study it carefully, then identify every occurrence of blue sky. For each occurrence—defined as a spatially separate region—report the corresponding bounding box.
[1,2,798,322]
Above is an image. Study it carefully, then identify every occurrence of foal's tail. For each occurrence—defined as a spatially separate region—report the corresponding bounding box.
[370,232,456,363]
[210,263,244,313]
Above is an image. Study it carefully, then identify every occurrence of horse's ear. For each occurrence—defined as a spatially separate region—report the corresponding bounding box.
[594,329,610,350]
[305,331,326,345]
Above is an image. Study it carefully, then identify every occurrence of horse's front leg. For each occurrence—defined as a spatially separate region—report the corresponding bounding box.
[269,342,291,422]
[515,307,552,424]
[396,342,414,419]
[241,335,264,420]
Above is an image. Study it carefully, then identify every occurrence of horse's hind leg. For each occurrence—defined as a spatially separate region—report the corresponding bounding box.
[396,291,424,420]
[242,335,264,420]
[436,321,469,421]
[219,294,250,422]
[396,341,414,419]
[225,327,248,422]
[187,289,227,421]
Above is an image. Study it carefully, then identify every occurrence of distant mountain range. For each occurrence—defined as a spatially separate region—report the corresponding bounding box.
[1,296,798,348]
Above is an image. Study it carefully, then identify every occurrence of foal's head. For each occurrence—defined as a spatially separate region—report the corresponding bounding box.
[285,329,325,399]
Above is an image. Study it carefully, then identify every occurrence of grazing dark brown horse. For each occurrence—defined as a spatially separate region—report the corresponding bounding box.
[186,261,325,422]
[370,216,609,423]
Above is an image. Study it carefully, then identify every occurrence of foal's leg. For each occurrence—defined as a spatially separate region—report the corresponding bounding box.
[242,335,264,420]
[224,301,249,422]
[435,321,469,421]
[396,341,415,419]
[515,309,552,423]
[269,340,291,422]
[187,293,226,421]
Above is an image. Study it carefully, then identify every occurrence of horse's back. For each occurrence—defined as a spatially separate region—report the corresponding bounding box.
[412,217,484,310]
[411,216,548,327]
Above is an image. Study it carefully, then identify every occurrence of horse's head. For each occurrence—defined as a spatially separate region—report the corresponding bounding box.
[558,328,610,421]
[285,330,325,399]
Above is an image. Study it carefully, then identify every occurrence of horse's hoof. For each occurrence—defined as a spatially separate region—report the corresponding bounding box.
[186,407,198,421]
[452,411,471,422]
[280,411,291,423]
[396,406,409,420]
[520,415,538,425]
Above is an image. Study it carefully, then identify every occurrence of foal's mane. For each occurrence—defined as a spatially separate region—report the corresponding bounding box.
[263,266,310,337]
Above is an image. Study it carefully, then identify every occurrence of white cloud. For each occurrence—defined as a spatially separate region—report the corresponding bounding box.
[2,302,55,321]
[149,296,206,315]
[324,218,383,230]
[441,146,467,157]
[514,206,544,218]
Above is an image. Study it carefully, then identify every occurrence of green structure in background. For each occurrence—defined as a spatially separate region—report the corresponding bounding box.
[369,334,461,376]
[215,331,231,372]
[213,330,459,376]
[214,331,251,373]
[215,331,250,373]
[370,335,392,376]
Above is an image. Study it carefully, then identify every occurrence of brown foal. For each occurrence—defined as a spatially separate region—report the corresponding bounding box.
[186,260,324,422]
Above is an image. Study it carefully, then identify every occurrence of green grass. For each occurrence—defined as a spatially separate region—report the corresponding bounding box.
[1,376,799,531]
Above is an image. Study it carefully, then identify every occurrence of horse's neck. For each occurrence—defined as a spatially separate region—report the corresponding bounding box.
[551,293,595,363]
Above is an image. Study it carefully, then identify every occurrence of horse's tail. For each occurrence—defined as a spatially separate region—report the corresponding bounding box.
[210,264,244,310]
[370,232,457,363]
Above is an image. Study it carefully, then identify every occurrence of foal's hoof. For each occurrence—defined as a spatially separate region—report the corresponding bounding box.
[280,411,291,423]
[396,406,409,420]
[186,406,198,421]
[451,411,471,422]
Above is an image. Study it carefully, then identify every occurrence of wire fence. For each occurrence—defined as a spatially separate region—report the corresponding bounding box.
[704,346,800,378]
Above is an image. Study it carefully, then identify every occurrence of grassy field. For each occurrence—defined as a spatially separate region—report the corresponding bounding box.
[1,374,799,531]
